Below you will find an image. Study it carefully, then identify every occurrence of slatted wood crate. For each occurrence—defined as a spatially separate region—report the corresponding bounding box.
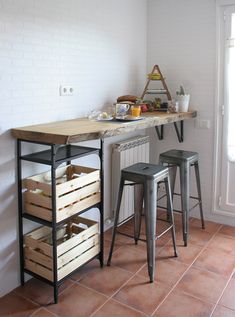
[24,216,99,281]
[23,165,101,223]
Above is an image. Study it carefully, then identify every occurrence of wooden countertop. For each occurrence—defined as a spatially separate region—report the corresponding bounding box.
[11,111,196,145]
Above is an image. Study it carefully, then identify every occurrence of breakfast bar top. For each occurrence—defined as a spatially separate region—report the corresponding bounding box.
[11,111,196,145]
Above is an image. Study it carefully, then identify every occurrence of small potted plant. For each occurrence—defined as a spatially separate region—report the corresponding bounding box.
[176,85,190,112]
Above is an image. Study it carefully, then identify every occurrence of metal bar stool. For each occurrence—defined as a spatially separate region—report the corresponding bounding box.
[159,149,205,247]
[107,162,177,282]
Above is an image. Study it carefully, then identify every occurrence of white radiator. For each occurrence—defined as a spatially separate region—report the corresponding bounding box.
[111,135,150,223]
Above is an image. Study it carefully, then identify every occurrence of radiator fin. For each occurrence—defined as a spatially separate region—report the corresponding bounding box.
[112,135,150,223]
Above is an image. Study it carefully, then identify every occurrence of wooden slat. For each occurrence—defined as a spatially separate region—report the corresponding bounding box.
[57,234,99,269]
[57,193,101,222]
[57,223,98,256]
[25,203,52,221]
[23,179,52,196]
[58,244,99,280]
[25,259,53,281]
[24,235,52,257]
[24,191,53,210]
[25,226,51,240]
[57,181,100,209]
[25,192,101,222]
[56,170,100,196]
[24,247,53,269]
[72,216,98,227]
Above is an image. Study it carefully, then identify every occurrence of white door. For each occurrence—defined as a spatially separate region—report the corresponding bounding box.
[217,5,235,214]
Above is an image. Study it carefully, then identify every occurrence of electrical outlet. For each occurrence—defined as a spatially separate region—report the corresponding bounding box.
[195,119,211,129]
[60,85,74,96]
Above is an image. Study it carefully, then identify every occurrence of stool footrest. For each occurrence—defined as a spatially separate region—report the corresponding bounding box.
[116,224,174,242]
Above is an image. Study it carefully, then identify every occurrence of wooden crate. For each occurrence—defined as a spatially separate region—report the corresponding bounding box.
[23,165,101,222]
[24,216,99,281]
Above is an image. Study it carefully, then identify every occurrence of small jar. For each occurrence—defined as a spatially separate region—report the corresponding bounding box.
[130,105,141,117]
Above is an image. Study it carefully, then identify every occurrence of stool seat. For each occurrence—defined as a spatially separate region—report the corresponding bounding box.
[123,163,168,181]
[107,162,177,283]
[159,149,198,164]
[159,150,205,246]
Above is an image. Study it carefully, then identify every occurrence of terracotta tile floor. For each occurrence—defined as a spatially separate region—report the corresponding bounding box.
[1,215,235,317]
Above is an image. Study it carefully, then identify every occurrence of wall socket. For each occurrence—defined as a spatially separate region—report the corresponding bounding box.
[60,85,74,96]
[195,119,211,129]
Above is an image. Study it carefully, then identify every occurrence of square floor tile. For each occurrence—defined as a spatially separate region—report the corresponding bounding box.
[153,290,214,317]
[93,299,146,317]
[159,242,201,265]
[207,234,235,256]
[219,278,235,310]
[176,227,213,247]
[14,278,74,305]
[138,258,188,286]
[70,259,101,282]
[109,245,147,273]
[190,218,222,234]
[218,225,235,239]
[113,274,170,315]
[175,266,228,303]
[79,265,133,296]
[212,305,235,317]
[0,292,39,316]
[193,248,235,276]
[47,283,107,317]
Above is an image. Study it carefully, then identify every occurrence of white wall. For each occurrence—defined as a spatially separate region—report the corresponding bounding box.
[0,0,147,296]
[147,0,226,223]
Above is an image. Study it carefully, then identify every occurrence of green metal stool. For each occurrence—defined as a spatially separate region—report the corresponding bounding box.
[159,149,205,246]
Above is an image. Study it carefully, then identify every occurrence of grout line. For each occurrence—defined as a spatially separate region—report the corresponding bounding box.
[29,307,43,317]
[209,269,235,317]
[150,223,224,316]
[89,257,150,316]
[111,297,149,316]
[12,289,41,308]
[12,278,76,307]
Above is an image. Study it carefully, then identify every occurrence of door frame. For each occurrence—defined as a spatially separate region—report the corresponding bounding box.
[213,0,235,217]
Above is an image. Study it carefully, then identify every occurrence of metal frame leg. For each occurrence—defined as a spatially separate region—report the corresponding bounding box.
[99,139,104,267]
[180,162,190,247]
[144,179,157,283]
[194,162,205,229]
[107,177,125,266]
[165,175,178,257]
[51,145,58,304]
[134,184,144,244]
[166,165,177,222]
[17,139,25,286]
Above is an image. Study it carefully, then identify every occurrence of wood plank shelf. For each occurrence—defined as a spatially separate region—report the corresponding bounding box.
[12,111,196,145]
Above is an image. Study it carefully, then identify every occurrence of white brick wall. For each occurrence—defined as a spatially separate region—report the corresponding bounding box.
[0,0,147,296]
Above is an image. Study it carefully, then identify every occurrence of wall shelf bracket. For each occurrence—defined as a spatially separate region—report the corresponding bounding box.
[155,120,184,142]
[155,125,164,140]
[174,120,184,143]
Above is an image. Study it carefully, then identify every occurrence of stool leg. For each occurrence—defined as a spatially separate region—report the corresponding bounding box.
[144,179,157,283]
[107,177,125,266]
[134,184,144,244]
[194,162,205,229]
[165,175,178,257]
[166,165,177,221]
[180,162,190,247]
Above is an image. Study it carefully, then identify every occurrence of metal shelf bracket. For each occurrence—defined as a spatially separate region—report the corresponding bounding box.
[155,120,184,143]
[174,120,184,143]
[155,125,164,140]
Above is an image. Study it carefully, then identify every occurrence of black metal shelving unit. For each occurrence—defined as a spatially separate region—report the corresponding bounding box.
[17,140,104,303]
